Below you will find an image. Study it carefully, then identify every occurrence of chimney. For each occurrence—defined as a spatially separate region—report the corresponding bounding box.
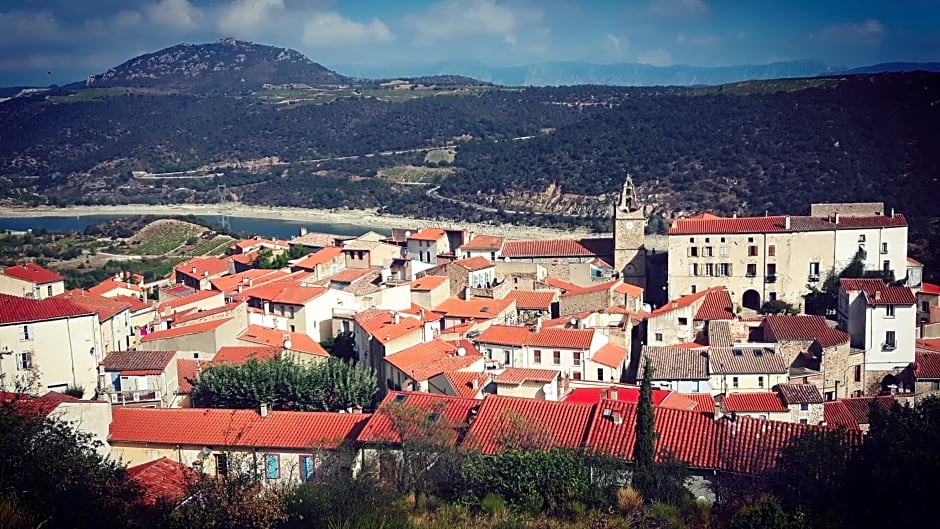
[259,402,269,418]
[471,378,479,389]
[834,213,840,224]
[610,387,618,401]
[534,315,542,332]
[612,411,623,425]
[890,207,895,218]
[419,308,425,319]
[192,267,198,274]
[392,311,400,324]
[732,212,737,218]
[874,290,881,301]
[671,300,678,310]
[785,215,791,230]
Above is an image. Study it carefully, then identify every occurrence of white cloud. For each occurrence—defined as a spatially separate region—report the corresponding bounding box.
[676,33,720,46]
[817,19,885,46]
[606,33,627,52]
[0,10,65,44]
[637,48,673,66]
[217,0,285,36]
[404,0,542,45]
[647,0,707,17]
[303,12,394,46]
[146,0,201,31]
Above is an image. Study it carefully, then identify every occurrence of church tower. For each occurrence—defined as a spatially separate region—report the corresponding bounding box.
[614,175,646,290]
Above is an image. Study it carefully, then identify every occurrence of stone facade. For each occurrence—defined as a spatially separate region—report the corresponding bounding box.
[613,176,647,290]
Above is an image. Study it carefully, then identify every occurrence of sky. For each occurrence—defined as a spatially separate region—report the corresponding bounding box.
[1,0,938,86]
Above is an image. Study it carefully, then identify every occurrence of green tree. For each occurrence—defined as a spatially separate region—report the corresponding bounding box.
[728,496,793,529]
[632,358,656,498]
[324,331,359,363]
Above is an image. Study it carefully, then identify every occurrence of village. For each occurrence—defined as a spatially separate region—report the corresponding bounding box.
[1,176,939,506]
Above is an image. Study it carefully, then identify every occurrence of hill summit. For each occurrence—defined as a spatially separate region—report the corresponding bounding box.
[84,37,350,92]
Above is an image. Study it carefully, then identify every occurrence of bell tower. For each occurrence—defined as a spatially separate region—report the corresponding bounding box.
[614,175,646,289]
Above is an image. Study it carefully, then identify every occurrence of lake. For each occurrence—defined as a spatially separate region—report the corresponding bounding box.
[0,214,387,238]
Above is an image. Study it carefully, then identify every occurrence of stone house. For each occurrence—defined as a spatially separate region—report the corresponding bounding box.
[174,257,231,291]
[98,350,179,407]
[0,263,66,299]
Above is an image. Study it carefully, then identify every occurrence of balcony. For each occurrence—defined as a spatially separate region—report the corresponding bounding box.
[467,281,511,300]
[882,342,897,351]
[808,274,820,282]
[765,275,777,283]
[105,389,163,405]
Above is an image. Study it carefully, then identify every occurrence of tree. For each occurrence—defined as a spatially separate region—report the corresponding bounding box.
[760,299,799,315]
[632,358,656,498]
[324,331,358,363]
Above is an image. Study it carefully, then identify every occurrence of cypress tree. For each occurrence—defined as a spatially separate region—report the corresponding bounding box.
[632,358,656,496]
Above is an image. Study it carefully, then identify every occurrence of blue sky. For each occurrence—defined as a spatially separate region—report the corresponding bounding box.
[1,0,938,85]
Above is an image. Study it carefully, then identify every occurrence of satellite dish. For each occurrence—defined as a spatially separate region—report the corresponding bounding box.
[456,347,466,356]
[405,230,411,237]
[201,446,212,455]
[283,339,292,350]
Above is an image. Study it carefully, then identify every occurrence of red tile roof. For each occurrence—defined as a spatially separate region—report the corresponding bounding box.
[505,290,556,310]
[114,294,153,313]
[475,324,536,346]
[775,383,824,405]
[463,395,594,454]
[502,238,613,258]
[1,391,84,417]
[840,278,916,305]
[175,358,206,394]
[171,301,243,325]
[88,276,145,296]
[241,280,327,305]
[411,275,448,291]
[408,228,446,242]
[2,263,63,284]
[0,292,96,325]
[840,396,896,425]
[460,234,505,251]
[292,246,344,269]
[709,347,788,375]
[237,325,328,357]
[210,269,289,294]
[434,297,515,320]
[764,315,849,348]
[494,368,560,385]
[174,256,230,280]
[563,386,673,406]
[354,309,427,344]
[214,345,281,365]
[921,282,940,296]
[385,339,483,382]
[542,276,584,294]
[475,324,596,350]
[100,350,176,372]
[683,393,717,416]
[140,318,232,343]
[453,256,494,271]
[110,407,370,449]
[918,338,940,353]
[57,289,131,323]
[561,279,619,297]
[638,346,710,380]
[614,282,645,297]
[444,371,491,399]
[357,391,480,445]
[823,401,861,430]
[649,287,731,319]
[591,342,627,368]
[669,213,907,235]
[157,289,224,314]
[321,267,374,284]
[722,392,788,412]
[127,457,197,506]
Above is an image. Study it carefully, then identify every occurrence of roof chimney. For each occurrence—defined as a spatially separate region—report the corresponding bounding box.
[259,402,269,418]
[192,267,198,274]
[784,215,791,230]
[392,311,400,324]
[834,213,840,224]
[533,315,542,333]
[874,290,881,301]
[890,207,895,218]
[612,411,623,425]
[471,378,479,389]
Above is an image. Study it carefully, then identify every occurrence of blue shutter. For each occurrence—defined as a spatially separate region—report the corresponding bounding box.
[265,454,279,479]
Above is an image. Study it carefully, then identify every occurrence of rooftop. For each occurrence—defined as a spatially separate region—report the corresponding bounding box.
[452,256,494,272]
[100,350,177,373]
[213,345,282,365]
[823,400,861,430]
[237,325,328,357]
[354,308,428,344]
[2,262,63,284]
[764,314,850,348]
[357,391,481,445]
[408,228,446,242]
[638,346,710,380]
[410,275,448,291]
[775,383,824,405]
[722,392,788,413]
[591,342,628,368]
[840,278,917,305]
[504,290,557,310]
[459,234,505,251]
[57,289,131,323]
[384,339,483,382]
[0,292,96,325]
[502,238,613,258]
[126,457,197,506]
[174,256,230,280]
[433,297,515,320]
[291,246,344,269]
[669,212,907,235]
[709,346,788,375]
[649,287,732,320]
[463,395,595,454]
[241,280,327,305]
[920,282,940,296]
[493,367,560,385]
[140,318,232,343]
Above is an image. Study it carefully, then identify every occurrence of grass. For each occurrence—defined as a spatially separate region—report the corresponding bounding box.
[185,235,236,257]
[377,165,454,184]
[424,148,456,164]
[128,221,205,255]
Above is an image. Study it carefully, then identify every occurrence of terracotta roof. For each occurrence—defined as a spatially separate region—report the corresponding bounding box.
[174,256,230,280]
[840,396,895,425]
[357,391,480,445]
[920,282,940,295]
[140,318,232,343]
[175,358,206,394]
[408,228,446,242]
[918,338,940,353]
[109,407,370,449]
[669,213,907,235]
[433,297,515,320]
[840,278,916,305]
[463,395,594,454]
[775,383,824,405]
[290,231,350,248]
[614,282,644,297]
[453,256,494,271]
[241,280,327,305]
[214,345,282,365]
[127,457,197,506]
[171,301,243,325]
[683,393,716,416]
[57,289,131,323]
[722,392,788,412]
[494,367,560,385]
[443,371,490,398]
[563,386,673,406]
[474,324,595,350]
[237,325,328,357]
[411,275,448,291]
[541,311,593,328]
[1,391,84,417]
[232,237,288,251]
[460,234,505,251]
[649,287,731,319]
[764,315,850,348]
[354,309,427,344]
[321,267,374,284]
[638,346,710,380]
[158,289,224,314]
[823,401,861,430]
[292,246,344,269]
[0,292,96,325]
[210,269,289,294]
[542,276,584,294]
[561,279,620,297]
[162,284,195,297]
[114,295,153,313]
[101,350,176,372]
[384,339,483,382]
[591,342,627,368]
[2,263,63,284]
[709,347,788,375]
[502,238,613,258]
[475,324,536,347]
[88,276,144,296]
[505,290,556,310]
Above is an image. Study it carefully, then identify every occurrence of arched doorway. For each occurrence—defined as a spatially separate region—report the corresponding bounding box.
[742,290,761,311]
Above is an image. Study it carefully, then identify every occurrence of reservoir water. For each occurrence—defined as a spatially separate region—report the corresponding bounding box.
[0,214,387,238]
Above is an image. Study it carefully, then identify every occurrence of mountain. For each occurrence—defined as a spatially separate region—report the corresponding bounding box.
[330,59,839,87]
[844,62,940,74]
[82,37,351,93]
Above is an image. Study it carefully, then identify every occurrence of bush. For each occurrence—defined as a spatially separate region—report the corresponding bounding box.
[615,486,643,516]
[481,493,509,519]
[728,496,791,529]
[64,385,85,399]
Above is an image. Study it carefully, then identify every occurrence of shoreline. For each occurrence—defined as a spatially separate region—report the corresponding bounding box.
[0,203,605,240]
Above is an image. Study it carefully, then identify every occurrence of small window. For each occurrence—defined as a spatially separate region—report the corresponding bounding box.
[691,285,697,294]
[704,237,710,243]
[748,245,758,257]
[299,455,316,482]
[858,234,866,242]
[719,263,731,276]
[769,292,777,301]
[799,418,808,424]
[719,246,728,256]
[265,454,280,480]
[533,349,542,364]
[572,371,582,380]
[886,305,895,317]
[758,376,764,388]
[654,333,663,342]
[20,325,32,341]
[597,368,605,381]
[732,377,739,388]
[748,237,754,243]
[720,237,726,243]
[553,350,561,365]
[678,317,688,326]
[703,246,713,257]
[884,331,896,349]
[690,263,699,276]
[215,454,228,477]
[573,352,581,366]
[881,242,888,254]
[689,237,695,243]
[47,285,53,297]
[854,365,862,382]
[704,263,714,276]
[746,263,757,277]
[883,260,890,273]
[800,403,809,411]
[931,381,939,391]
[16,352,32,371]
[767,263,777,276]
[768,245,776,257]
[689,246,698,257]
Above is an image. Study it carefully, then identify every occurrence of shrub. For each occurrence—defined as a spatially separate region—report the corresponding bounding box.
[728,496,791,529]
[64,385,85,398]
[481,493,509,519]
[615,486,643,516]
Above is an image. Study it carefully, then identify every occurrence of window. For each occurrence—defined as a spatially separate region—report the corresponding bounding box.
[858,234,866,242]
[886,305,895,317]
[16,352,32,371]
[799,418,808,425]
[809,262,820,280]
[553,351,561,365]
[214,454,228,477]
[748,245,758,256]
[19,325,32,341]
[769,292,777,301]
[720,237,726,243]
[767,263,777,276]
[703,246,713,257]
[854,365,862,382]
[678,317,688,326]
[265,454,280,480]
[704,263,714,276]
[800,403,809,411]
[884,331,896,349]
[47,285,53,296]
[533,349,542,364]
[748,237,754,243]
[289,307,295,319]
[572,371,582,380]
[573,352,581,366]
[299,455,316,482]
[689,237,695,243]
[597,368,605,381]
[883,260,890,273]
[689,246,698,257]
[924,301,932,313]
[689,263,699,276]
[881,242,888,254]
[768,245,776,257]
[719,246,728,256]
[654,333,663,342]
[732,377,739,389]
[704,238,710,243]
[932,381,940,391]
[746,264,757,277]
[691,285,697,294]
[758,376,764,388]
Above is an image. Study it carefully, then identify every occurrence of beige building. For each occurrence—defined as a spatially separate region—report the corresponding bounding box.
[139,317,246,354]
[98,350,180,407]
[0,263,66,299]
[493,368,564,400]
[667,204,908,312]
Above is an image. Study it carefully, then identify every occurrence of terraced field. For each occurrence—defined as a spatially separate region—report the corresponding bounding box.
[127,220,206,255]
